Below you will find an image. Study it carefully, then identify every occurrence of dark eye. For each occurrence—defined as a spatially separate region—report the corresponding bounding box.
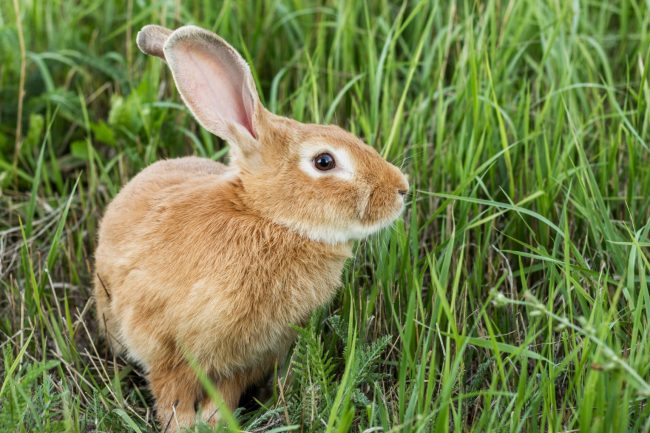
[314,153,336,171]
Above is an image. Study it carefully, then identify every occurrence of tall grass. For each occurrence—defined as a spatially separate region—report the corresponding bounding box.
[1,0,650,432]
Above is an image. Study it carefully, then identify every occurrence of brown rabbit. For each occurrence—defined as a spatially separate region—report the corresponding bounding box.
[94,24,408,430]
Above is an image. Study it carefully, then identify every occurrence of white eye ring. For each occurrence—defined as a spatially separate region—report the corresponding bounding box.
[299,143,354,181]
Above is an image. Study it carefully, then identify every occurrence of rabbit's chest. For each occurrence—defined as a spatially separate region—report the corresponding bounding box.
[224,237,349,318]
[232,253,346,327]
[180,245,348,362]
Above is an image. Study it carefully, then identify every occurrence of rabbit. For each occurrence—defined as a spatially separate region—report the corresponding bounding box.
[94,24,409,430]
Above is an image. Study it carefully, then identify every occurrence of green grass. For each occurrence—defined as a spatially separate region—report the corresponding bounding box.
[1,0,650,432]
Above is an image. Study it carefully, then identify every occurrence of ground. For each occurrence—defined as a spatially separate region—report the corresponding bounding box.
[1,1,650,432]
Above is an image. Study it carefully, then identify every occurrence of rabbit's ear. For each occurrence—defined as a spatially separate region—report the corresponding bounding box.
[163,26,260,146]
[136,25,172,60]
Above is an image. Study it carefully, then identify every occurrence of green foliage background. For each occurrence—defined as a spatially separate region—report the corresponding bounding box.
[1,1,650,432]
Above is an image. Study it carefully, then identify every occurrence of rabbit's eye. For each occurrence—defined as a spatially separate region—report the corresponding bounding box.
[314,153,336,171]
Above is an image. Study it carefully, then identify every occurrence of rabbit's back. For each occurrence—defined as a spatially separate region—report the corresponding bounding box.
[98,156,229,247]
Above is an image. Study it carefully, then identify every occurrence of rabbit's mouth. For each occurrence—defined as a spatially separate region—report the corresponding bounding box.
[344,202,406,241]
[326,186,407,242]
[359,186,406,227]
[361,200,406,232]
[283,196,405,244]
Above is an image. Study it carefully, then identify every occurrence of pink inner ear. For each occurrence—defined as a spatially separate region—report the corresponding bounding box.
[168,38,256,139]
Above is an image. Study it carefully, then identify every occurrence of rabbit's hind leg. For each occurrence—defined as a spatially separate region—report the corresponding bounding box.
[198,372,249,426]
[199,363,273,426]
[149,361,202,431]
